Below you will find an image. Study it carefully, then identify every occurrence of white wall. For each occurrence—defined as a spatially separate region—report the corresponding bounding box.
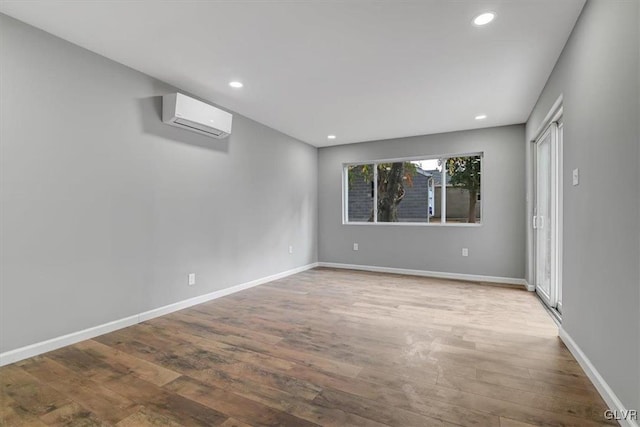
[318,125,526,280]
[0,14,318,354]
[526,0,639,410]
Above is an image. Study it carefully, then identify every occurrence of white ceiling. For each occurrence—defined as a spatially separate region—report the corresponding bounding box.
[0,0,585,147]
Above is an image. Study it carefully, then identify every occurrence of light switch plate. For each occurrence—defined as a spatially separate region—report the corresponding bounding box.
[188,273,196,286]
[572,168,579,186]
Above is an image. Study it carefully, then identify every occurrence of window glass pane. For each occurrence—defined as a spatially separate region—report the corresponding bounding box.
[345,155,482,225]
[347,164,374,222]
[376,160,439,223]
[444,155,482,223]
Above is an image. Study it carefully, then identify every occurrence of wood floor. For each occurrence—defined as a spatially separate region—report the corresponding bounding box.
[1,268,613,426]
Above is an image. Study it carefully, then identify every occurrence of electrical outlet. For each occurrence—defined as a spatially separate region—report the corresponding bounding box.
[572,168,579,186]
[353,243,359,251]
[288,245,293,254]
[188,273,196,286]
[462,248,469,257]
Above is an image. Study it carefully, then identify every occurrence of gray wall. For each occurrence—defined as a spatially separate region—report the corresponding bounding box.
[0,14,318,353]
[318,125,526,279]
[525,0,639,410]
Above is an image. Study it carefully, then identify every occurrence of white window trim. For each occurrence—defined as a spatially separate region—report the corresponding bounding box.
[342,152,483,227]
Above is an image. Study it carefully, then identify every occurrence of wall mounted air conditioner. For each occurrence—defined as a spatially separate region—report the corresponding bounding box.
[162,93,232,139]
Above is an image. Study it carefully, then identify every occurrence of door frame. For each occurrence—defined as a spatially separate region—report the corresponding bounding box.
[556,119,563,314]
[528,96,563,315]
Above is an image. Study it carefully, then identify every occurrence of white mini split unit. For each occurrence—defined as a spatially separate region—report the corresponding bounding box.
[162,93,233,139]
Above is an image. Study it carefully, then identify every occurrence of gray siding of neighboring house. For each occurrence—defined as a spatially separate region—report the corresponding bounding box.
[347,169,374,221]
[396,172,429,222]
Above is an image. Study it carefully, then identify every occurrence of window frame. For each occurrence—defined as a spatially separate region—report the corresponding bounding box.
[342,152,483,227]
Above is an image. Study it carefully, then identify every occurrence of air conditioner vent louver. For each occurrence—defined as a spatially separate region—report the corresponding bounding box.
[173,118,225,137]
[162,93,232,139]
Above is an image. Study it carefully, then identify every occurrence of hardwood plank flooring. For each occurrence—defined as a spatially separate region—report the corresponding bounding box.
[1,268,614,426]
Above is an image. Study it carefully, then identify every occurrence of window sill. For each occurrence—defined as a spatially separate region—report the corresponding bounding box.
[342,221,482,227]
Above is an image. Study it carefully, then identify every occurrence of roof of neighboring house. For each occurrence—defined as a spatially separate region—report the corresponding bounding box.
[415,168,432,178]
[421,169,452,186]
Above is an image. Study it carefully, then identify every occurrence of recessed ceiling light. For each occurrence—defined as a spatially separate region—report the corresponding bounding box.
[229,81,243,88]
[473,12,495,26]
[475,114,487,120]
[327,135,336,140]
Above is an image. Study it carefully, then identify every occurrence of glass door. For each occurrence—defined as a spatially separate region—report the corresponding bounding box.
[534,123,559,309]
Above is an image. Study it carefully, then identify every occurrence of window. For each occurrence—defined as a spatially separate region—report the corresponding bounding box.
[344,154,482,225]
[346,164,374,222]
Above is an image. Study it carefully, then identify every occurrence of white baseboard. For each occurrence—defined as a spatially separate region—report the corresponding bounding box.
[138,262,318,322]
[524,280,535,292]
[317,262,528,288]
[0,314,140,368]
[559,327,639,427]
[0,262,319,367]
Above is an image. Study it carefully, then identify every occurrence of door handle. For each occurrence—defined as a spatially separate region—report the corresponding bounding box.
[532,215,537,229]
